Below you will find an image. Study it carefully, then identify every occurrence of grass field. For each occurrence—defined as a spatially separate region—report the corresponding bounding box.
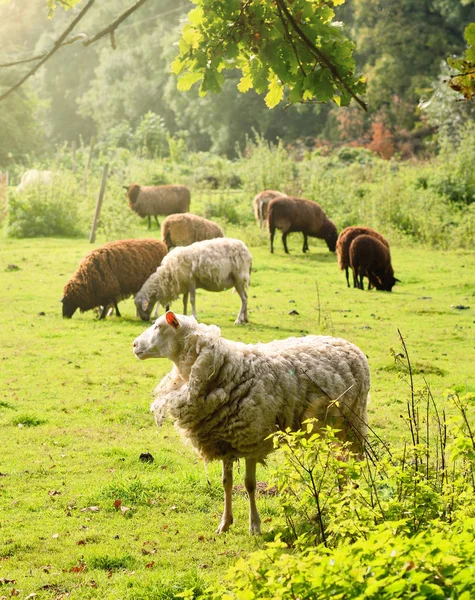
[0,224,474,599]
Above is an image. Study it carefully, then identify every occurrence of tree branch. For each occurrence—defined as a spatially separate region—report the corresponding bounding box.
[0,0,96,102]
[0,0,150,102]
[275,0,367,111]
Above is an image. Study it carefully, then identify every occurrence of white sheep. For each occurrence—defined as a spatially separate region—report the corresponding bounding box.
[133,311,370,534]
[161,213,224,249]
[134,237,252,325]
[16,169,53,193]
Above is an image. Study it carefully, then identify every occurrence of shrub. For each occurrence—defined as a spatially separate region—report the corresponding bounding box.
[213,523,475,599]
[6,176,85,238]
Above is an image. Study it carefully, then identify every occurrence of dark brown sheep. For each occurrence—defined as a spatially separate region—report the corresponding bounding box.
[336,226,390,288]
[349,234,398,292]
[267,196,338,254]
[61,239,168,319]
[125,184,191,229]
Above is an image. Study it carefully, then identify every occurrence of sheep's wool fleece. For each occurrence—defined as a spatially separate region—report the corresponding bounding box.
[63,239,167,311]
[145,237,251,304]
[149,320,370,461]
[336,226,389,271]
[161,213,223,247]
[129,185,190,218]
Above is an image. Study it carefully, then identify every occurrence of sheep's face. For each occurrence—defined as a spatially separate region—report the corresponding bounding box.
[61,297,77,318]
[325,228,338,252]
[134,293,153,321]
[133,311,189,361]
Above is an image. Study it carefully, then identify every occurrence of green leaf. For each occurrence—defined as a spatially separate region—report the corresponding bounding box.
[176,71,203,91]
[237,74,253,93]
[265,75,284,108]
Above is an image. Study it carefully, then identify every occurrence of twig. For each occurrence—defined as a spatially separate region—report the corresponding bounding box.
[0,0,149,102]
[274,0,367,111]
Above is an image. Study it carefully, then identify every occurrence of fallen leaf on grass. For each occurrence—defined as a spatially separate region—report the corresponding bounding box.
[48,490,61,496]
[80,506,100,513]
[113,499,122,509]
[120,506,131,515]
[0,579,16,585]
[145,562,155,569]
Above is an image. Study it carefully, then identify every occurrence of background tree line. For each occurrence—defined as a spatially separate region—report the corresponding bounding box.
[0,0,474,167]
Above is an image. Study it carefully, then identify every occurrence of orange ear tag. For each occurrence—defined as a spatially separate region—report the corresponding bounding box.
[165,311,180,329]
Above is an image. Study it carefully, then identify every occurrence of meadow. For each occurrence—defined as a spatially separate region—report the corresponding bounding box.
[0,141,474,598]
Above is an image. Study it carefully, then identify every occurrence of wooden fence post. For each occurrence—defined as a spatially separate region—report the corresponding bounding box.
[89,163,109,243]
[83,136,95,190]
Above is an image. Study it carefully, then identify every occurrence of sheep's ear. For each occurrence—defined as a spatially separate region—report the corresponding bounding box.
[395,277,401,283]
[165,311,180,329]
[141,299,149,311]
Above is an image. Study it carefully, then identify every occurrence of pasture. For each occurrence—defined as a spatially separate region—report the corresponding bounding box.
[0,220,473,598]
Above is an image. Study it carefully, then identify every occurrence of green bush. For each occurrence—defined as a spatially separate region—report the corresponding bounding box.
[6,176,85,238]
[213,523,475,599]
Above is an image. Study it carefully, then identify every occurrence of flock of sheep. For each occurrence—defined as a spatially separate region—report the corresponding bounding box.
[57,181,399,534]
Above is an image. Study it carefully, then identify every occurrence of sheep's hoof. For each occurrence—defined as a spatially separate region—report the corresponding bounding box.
[249,522,262,535]
[234,318,248,325]
[217,517,233,534]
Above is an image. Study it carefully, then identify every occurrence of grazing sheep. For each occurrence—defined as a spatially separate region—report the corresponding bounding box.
[133,311,370,534]
[349,234,398,292]
[161,213,224,250]
[267,196,338,254]
[253,190,284,228]
[336,226,390,288]
[134,238,252,325]
[16,169,53,193]
[125,183,191,229]
[62,239,168,319]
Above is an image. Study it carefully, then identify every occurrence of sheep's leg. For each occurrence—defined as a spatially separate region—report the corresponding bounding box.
[113,300,121,317]
[245,458,261,534]
[302,234,309,253]
[345,267,350,288]
[217,458,234,533]
[269,227,275,254]
[234,281,248,325]
[189,284,197,318]
[282,232,290,254]
[99,305,109,320]
[147,216,152,229]
[182,293,189,316]
[154,215,160,229]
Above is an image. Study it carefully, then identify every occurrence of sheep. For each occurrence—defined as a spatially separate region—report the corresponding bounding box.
[267,195,338,254]
[349,234,398,292]
[134,238,252,325]
[336,226,390,288]
[253,190,285,228]
[161,213,224,250]
[125,183,191,229]
[61,239,168,319]
[16,169,53,193]
[133,311,370,534]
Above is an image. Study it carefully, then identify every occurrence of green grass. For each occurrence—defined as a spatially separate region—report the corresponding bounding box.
[0,224,474,599]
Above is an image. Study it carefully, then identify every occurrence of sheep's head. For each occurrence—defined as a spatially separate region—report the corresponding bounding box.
[325,224,338,252]
[134,291,154,321]
[133,311,192,361]
[61,297,78,318]
[126,184,141,205]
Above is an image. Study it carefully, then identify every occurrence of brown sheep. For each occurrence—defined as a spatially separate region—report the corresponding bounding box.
[161,213,224,249]
[125,184,191,229]
[336,226,390,288]
[267,195,338,254]
[61,239,168,319]
[349,234,398,292]
[253,190,284,228]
